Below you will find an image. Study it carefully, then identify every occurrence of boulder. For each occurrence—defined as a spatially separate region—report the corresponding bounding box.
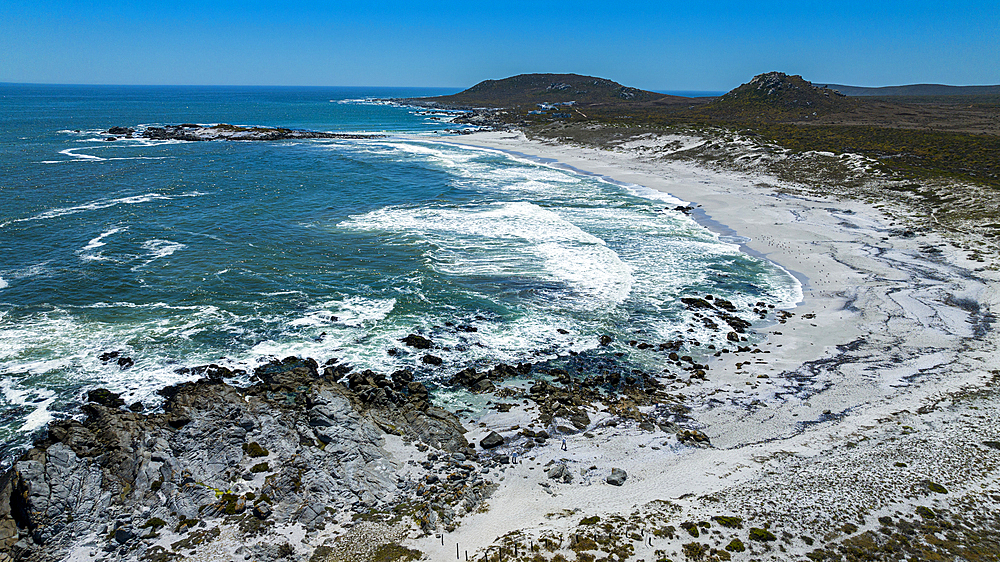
[402,334,433,349]
[86,388,124,409]
[450,368,495,393]
[480,431,504,449]
[607,467,627,486]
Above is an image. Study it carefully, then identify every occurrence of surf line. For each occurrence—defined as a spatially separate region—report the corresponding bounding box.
[427,135,809,301]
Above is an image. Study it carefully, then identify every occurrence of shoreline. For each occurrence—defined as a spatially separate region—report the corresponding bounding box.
[5,127,1000,562]
[406,129,1000,560]
[429,133,814,300]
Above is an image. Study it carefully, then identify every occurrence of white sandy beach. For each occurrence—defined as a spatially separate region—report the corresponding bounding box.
[405,130,1000,560]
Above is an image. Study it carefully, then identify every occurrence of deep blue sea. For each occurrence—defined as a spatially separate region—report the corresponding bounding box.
[0,84,799,462]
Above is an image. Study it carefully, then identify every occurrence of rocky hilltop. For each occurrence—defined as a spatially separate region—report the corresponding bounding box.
[696,71,861,121]
[400,73,689,109]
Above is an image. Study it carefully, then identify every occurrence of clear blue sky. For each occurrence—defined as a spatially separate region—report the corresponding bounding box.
[2,0,997,90]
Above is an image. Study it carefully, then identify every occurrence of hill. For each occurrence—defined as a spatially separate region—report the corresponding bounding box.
[403,73,687,108]
[694,72,861,122]
[815,83,1000,97]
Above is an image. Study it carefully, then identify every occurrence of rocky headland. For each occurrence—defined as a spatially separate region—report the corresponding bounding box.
[0,291,774,562]
[0,355,477,561]
[103,124,384,142]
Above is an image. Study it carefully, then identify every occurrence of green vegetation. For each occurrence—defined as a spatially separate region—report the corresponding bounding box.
[748,527,777,541]
[711,516,743,529]
[927,481,949,494]
[243,442,268,458]
[725,538,746,552]
[250,462,270,473]
[370,544,422,562]
[680,521,700,537]
[141,517,167,529]
[748,124,1000,186]
[580,515,601,525]
[681,542,709,560]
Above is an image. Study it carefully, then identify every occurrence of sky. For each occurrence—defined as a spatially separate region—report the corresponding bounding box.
[1,1,998,91]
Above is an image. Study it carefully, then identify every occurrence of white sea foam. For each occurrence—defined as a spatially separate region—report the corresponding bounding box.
[342,201,633,310]
[38,145,175,165]
[76,227,125,261]
[0,277,7,290]
[6,192,205,226]
[131,240,186,270]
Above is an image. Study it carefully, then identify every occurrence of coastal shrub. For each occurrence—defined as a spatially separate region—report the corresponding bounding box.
[141,517,166,529]
[251,462,270,473]
[680,521,699,537]
[371,543,422,562]
[916,506,937,519]
[841,523,858,534]
[712,516,744,528]
[681,542,709,560]
[572,537,599,551]
[725,538,746,552]
[749,527,777,541]
[927,481,948,494]
[243,442,269,458]
[580,515,601,525]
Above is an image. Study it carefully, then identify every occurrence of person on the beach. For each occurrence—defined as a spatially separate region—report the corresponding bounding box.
[561,438,567,451]
[511,451,518,464]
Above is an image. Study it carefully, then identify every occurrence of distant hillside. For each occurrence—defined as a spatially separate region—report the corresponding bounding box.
[696,72,860,121]
[816,83,1000,97]
[404,73,683,108]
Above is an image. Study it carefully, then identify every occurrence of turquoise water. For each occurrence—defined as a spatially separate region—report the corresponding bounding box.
[0,84,800,461]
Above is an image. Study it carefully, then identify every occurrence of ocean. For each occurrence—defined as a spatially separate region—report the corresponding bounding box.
[0,84,800,463]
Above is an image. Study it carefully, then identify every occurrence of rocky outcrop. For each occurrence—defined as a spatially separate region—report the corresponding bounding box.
[118,124,386,142]
[0,356,476,561]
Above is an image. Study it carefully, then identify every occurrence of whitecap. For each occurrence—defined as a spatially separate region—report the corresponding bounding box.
[59,147,105,161]
[0,277,7,290]
[8,192,205,225]
[20,398,55,433]
[342,201,633,310]
[131,240,186,270]
[76,226,125,262]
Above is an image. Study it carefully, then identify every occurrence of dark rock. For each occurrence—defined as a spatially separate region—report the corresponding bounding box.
[607,468,627,486]
[599,335,613,346]
[422,354,443,366]
[253,504,272,519]
[189,363,245,381]
[678,429,712,447]
[97,351,120,362]
[114,527,135,544]
[480,431,504,449]
[86,388,125,409]
[681,297,715,310]
[402,334,433,349]
[391,369,414,389]
[116,356,134,369]
[450,368,495,393]
[727,331,741,342]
